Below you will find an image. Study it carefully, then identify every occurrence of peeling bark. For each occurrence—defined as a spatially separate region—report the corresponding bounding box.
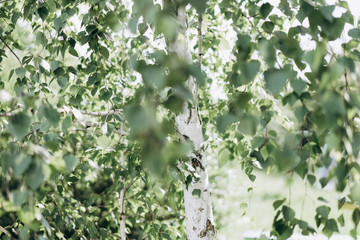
[165,3,216,240]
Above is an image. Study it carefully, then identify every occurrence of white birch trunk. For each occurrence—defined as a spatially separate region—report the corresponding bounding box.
[166,4,216,240]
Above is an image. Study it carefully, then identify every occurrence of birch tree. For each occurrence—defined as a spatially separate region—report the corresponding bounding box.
[1,0,360,239]
[163,1,215,239]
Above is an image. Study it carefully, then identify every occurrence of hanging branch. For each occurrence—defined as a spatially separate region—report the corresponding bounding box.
[1,106,123,117]
[198,14,203,65]
[0,36,23,67]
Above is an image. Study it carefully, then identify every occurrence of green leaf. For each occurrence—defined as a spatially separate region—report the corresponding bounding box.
[41,105,60,127]
[260,3,273,18]
[239,60,260,84]
[15,67,26,79]
[124,105,153,135]
[352,208,360,226]
[320,5,335,21]
[248,174,256,182]
[297,219,308,230]
[316,205,330,218]
[338,197,346,209]
[216,113,237,133]
[54,18,63,31]
[259,38,276,66]
[349,28,360,39]
[100,46,109,59]
[12,12,21,24]
[97,135,111,150]
[8,113,31,140]
[252,137,265,149]
[282,205,295,222]
[156,14,178,40]
[64,155,78,173]
[105,11,121,32]
[25,163,45,189]
[11,154,32,177]
[262,21,275,33]
[36,31,46,46]
[290,79,306,95]
[68,66,78,75]
[338,214,345,227]
[37,7,49,21]
[11,189,28,208]
[323,219,338,237]
[325,133,340,152]
[264,69,288,94]
[50,61,61,71]
[189,0,207,14]
[57,77,68,88]
[62,115,72,133]
[68,47,78,57]
[238,115,258,136]
[273,199,286,210]
[138,22,148,35]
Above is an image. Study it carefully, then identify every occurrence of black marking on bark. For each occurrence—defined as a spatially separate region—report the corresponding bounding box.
[191,158,204,171]
[194,150,203,160]
[199,219,216,238]
[186,108,192,124]
[197,106,202,125]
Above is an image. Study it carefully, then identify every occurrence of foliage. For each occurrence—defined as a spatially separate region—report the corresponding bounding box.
[0,0,360,239]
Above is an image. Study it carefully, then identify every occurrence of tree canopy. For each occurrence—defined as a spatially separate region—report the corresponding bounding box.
[1,0,360,239]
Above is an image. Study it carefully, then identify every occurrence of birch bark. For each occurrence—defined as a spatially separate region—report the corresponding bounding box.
[165,3,216,239]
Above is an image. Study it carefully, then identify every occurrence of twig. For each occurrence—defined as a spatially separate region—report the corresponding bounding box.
[0,226,13,239]
[0,105,22,117]
[58,107,123,116]
[198,14,203,64]
[0,36,23,66]
[84,122,128,136]
[0,111,15,117]
[0,106,123,118]
[24,128,40,138]
[124,176,140,194]
[241,13,265,37]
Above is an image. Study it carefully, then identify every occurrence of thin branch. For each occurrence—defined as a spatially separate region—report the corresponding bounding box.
[24,128,40,138]
[58,107,123,116]
[84,122,128,136]
[241,13,265,37]
[198,14,203,64]
[0,111,15,117]
[0,36,23,66]
[0,105,22,117]
[0,226,13,239]
[0,106,123,118]
[124,176,140,194]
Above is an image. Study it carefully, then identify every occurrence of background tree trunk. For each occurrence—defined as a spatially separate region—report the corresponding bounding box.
[165,3,216,239]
